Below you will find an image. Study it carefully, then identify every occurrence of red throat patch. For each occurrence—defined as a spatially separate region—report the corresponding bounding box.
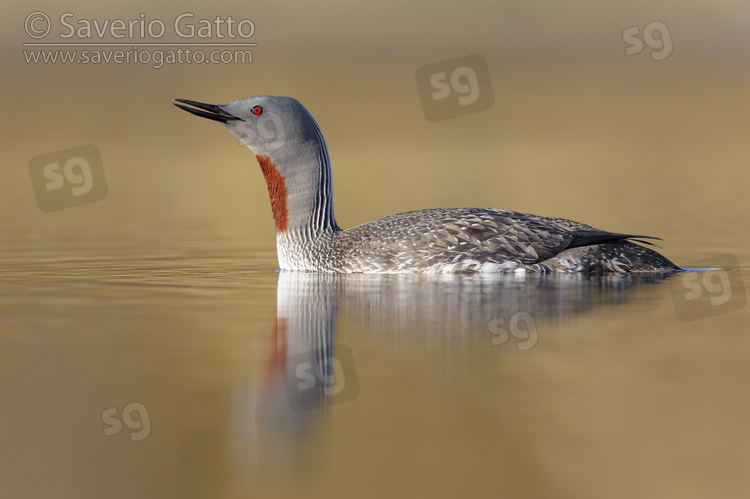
[255,154,288,232]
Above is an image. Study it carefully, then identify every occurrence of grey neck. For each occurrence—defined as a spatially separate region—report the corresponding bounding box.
[278,110,339,235]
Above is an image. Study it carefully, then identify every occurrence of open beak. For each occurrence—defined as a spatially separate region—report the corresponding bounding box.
[172,98,239,124]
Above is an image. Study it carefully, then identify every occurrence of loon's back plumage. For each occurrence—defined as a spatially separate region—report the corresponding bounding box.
[276,207,679,273]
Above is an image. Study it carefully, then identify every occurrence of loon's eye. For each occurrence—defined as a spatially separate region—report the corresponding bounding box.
[251,105,263,116]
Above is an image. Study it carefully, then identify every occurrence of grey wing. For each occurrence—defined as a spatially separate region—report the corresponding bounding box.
[344,208,658,266]
[345,208,580,264]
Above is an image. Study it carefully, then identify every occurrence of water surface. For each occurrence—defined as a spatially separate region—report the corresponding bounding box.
[1,228,748,499]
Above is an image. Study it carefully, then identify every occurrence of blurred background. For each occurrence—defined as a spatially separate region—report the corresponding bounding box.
[4,0,749,248]
[2,1,750,498]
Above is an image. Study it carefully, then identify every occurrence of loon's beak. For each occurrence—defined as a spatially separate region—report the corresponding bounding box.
[172,98,239,124]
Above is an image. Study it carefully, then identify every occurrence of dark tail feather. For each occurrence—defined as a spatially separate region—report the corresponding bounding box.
[629,238,663,249]
[568,230,664,250]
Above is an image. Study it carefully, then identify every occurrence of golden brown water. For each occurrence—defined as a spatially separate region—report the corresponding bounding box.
[3,2,750,498]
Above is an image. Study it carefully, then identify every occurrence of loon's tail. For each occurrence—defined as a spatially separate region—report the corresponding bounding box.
[568,230,664,250]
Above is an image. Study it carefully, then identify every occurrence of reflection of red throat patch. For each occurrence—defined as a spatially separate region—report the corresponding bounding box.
[256,154,288,232]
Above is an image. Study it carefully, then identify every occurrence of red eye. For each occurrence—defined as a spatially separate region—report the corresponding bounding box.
[251,105,263,116]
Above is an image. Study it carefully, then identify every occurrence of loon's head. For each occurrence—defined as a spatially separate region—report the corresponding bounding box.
[173,95,323,156]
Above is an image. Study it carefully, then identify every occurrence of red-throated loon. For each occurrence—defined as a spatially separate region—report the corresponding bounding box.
[173,96,680,274]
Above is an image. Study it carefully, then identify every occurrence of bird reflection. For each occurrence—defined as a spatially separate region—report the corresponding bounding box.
[249,270,675,414]
[242,270,675,479]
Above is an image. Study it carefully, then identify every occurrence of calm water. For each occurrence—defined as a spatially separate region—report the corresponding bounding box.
[1,227,748,499]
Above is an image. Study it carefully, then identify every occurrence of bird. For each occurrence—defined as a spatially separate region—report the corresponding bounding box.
[173,95,680,274]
